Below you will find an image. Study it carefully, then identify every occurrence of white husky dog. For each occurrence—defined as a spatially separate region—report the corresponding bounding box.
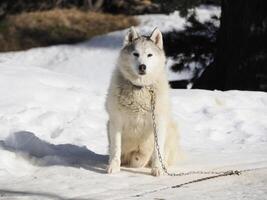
[106,27,179,176]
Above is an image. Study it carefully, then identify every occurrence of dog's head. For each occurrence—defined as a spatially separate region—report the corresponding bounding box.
[118,27,166,86]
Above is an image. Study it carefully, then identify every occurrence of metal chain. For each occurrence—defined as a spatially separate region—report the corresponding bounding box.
[148,86,242,177]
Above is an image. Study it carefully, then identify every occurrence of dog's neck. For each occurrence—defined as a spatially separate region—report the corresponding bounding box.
[130,81,144,89]
[127,79,156,91]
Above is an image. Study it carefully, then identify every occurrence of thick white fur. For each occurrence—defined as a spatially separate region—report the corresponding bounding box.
[106,27,179,176]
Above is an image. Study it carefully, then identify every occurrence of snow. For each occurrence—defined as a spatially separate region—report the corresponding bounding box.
[137,11,186,33]
[0,7,267,200]
[195,5,221,23]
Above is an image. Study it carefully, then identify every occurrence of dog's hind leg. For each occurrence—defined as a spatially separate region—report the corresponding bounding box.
[129,136,154,168]
[129,151,151,168]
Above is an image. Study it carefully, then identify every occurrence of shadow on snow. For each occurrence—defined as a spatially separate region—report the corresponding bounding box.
[0,131,108,174]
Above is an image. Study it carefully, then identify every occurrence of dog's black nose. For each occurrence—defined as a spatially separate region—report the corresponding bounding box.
[138,64,146,75]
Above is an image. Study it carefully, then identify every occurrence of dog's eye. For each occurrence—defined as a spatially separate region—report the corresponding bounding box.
[133,53,139,57]
[147,53,153,57]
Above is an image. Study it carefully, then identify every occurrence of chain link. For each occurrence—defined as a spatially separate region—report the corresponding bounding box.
[148,86,242,177]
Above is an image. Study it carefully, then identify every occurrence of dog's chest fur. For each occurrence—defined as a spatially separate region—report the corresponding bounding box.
[117,82,151,114]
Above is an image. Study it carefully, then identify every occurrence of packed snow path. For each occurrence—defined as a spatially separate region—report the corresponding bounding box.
[0,6,267,200]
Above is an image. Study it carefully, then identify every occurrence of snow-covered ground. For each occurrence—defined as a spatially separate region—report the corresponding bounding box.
[0,7,267,200]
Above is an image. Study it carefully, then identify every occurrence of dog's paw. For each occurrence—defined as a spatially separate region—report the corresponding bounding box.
[151,167,163,177]
[107,160,120,174]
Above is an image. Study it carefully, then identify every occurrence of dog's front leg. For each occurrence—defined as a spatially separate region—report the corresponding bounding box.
[107,120,122,174]
[151,117,166,176]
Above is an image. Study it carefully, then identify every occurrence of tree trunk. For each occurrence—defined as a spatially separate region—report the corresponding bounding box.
[194,0,267,91]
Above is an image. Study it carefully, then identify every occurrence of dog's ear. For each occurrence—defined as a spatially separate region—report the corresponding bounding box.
[150,27,163,50]
[124,26,139,46]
